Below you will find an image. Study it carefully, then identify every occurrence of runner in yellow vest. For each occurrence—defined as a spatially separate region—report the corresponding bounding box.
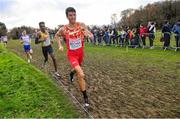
[36,22,60,76]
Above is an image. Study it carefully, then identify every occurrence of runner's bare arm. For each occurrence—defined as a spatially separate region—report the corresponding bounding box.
[55,27,64,52]
[19,36,24,44]
[20,39,24,44]
[37,32,43,42]
[80,23,93,40]
[37,31,47,42]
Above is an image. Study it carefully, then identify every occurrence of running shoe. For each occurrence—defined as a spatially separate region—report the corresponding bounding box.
[54,72,60,77]
[84,97,89,107]
[69,72,75,82]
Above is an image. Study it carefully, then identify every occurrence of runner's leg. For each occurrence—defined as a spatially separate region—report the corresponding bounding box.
[74,65,89,105]
[69,69,76,82]
[49,52,58,72]
[42,47,48,65]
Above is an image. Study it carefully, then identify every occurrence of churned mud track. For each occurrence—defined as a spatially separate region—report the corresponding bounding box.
[8,42,180,118]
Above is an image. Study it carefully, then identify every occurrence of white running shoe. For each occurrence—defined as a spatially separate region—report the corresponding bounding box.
[29,55,32,60]
[69,72,75,83]
[54,72,60,77]
[85,103,89,107]
[84,98,89,107]
[27,59,30,63]
[43,62,48,68]
[150,46,154,49]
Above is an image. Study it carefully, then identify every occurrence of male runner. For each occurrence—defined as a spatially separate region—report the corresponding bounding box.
[55,7,93,106]
[36,22,60,76]
[20,30,33,63]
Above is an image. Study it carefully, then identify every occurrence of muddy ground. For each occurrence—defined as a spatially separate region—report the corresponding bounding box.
[8,40,180,118]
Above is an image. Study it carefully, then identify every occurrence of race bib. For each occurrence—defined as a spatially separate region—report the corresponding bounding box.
[69,38,82,50]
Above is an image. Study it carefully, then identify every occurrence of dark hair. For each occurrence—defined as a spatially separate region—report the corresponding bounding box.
[164,20,168,24]
[65,7,76,16]
[39,21,45,26]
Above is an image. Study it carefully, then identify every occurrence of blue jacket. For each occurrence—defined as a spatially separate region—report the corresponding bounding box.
[104,31,110,39]
[172,24,180,36]
[162,24,171,34]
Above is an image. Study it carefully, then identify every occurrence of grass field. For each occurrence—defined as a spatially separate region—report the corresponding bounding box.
[6,36,180,118]
[0,44,81,118]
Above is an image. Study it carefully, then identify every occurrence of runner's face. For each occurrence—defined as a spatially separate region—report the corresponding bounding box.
[67,12,76,24]
[23,31,26,35]
[40,24,46,32]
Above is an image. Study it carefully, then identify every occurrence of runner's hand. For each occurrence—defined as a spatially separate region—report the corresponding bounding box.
[51,40,54,44]
[59,46,64,52]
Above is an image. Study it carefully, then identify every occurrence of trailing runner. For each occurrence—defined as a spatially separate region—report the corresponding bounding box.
[36,22,60,76]
[20,30,33,63]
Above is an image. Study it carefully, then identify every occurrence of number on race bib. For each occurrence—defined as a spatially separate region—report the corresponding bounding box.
[69,38,82,50]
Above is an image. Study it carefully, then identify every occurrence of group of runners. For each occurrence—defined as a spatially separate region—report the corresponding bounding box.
[19,7,93,107]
